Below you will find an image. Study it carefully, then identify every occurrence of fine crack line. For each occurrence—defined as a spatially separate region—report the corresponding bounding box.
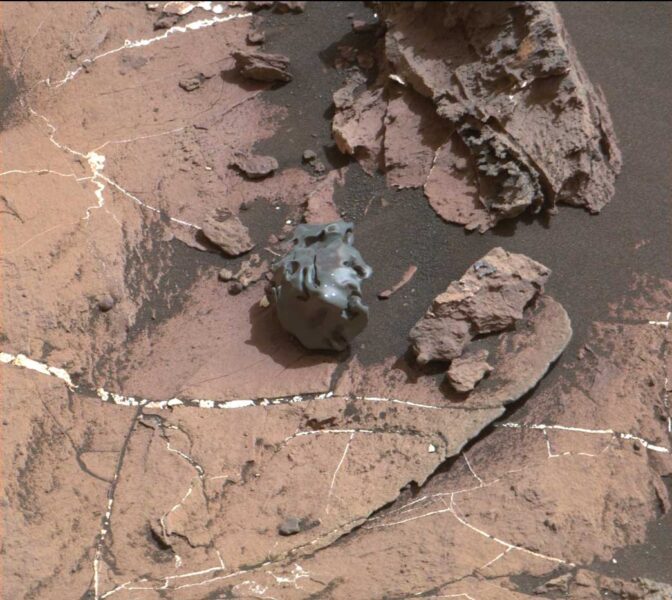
[48,12,253,88]
[92,405,143,600]
[26,104,196,229]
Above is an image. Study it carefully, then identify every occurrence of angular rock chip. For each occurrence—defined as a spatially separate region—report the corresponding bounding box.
[230,152,278,179]
[302,149,317,163]
[278,516,301,536]
[446,349,492,393]
[233,50,292,83]
[201,210,254,257]
[409,247,550,364]
[246,30,265,45]
[377,264,417,300]
[178,75,203,91]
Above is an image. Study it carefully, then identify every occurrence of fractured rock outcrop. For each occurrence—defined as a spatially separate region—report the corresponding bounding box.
[409,247,550,364]
[333,2,621,231]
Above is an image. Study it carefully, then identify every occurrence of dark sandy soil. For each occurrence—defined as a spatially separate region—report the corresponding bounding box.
[1,2,670,599]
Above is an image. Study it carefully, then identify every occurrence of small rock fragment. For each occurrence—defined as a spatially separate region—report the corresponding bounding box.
[278,516,301,536]
[236,254,269,289]
[230,153,278,179]
[446,350,492,393]
[409,248,550,364]
[378,265,417,300]
[233,51,292,83]
[201,210,254,257]
[302,149,317,163]
[218,268,234,282]
[246,30,265,45]
[178,76,203,92]
[97,294,115,312]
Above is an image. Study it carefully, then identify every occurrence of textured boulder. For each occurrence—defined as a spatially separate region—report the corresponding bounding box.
[201,210,254,257]
[230,152,278,179]
[268,222,372,351]
[233,50,292,82]
[409,247,550,364]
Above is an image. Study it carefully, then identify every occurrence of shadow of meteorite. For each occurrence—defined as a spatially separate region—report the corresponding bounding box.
[246,300,346,370]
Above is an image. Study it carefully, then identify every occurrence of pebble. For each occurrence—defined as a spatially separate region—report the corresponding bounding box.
[278,516,301,536]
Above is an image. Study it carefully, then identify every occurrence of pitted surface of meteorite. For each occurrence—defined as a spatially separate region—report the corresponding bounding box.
[269,221,372,351]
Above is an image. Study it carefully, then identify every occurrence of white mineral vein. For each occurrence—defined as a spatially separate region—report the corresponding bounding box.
[49,12,252,88]
[325,432,355,514]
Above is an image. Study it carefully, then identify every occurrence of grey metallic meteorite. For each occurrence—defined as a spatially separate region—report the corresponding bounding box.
[268,221,372,351]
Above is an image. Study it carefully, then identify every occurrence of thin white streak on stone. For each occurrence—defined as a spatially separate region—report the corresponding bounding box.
[91,126,185,153]
[500,422,670,454]
[100,174,200,228]
[0,168,90,180]
[49,12,253,88]
[361,396,441,410]
[325,432,355,514]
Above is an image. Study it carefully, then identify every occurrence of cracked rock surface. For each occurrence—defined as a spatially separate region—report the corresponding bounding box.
[1,2,670,600]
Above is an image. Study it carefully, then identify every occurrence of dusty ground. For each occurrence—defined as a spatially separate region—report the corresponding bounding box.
[1,2,671,599]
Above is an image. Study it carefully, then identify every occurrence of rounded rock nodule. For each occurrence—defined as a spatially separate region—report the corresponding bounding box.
[268,221,372,351]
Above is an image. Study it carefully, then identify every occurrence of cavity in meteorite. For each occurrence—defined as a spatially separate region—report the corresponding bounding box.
[268,221,372,351]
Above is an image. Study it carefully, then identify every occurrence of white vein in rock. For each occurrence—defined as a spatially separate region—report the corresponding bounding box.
[49,12,253,88]
[500,422,670,454]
